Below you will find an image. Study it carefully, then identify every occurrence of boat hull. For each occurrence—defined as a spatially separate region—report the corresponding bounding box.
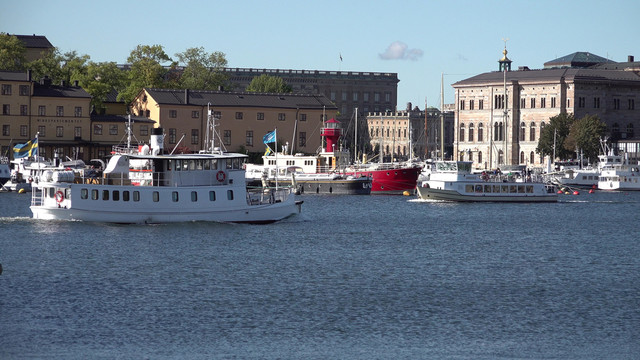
[345,167,421,194]
[259,178,371,195]
[416,184,557,202]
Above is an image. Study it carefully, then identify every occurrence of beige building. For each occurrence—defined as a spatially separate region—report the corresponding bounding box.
[453,50,640,170]
[131,88,338,155]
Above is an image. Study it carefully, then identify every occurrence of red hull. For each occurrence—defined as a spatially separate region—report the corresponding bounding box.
[345,166,421,194]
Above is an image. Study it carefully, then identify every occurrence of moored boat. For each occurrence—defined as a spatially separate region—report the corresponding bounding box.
[597,154,640,191]
[30,128,301,224]
[416,161,557,202]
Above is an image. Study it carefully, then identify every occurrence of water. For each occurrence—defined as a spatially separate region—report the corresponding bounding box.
[1,191,639,359]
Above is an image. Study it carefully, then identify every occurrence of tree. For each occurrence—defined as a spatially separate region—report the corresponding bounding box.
[564,114,607,161]
[536,112,574,160]
[0,33,27,71]
[246,74,292,93]
[174,47,229,90]
[118,44,172,104]
[27,48,89,85]
[76,61,127,112]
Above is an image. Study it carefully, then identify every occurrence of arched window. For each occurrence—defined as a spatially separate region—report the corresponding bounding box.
[460,124,465,142]
[469,123,475,142]
[520,151,525,164]
[611,123,620,138]
[530,151,535,164]
[403,146,407,156]
[478,123,484,142]
[397,146,401,156]
[627,124,634,138]
[520,122,526,141]
[478,151,483,166]
[494,122,499,141]
[498,150,504,165]
[540,121,546,131]
[499,122,504,141]
[529,122,536,141]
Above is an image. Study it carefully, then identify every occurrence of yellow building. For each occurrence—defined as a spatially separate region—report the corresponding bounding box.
[131,88,338,154]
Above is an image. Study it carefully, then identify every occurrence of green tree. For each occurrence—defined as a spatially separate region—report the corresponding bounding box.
[536,112,574,160]
[118,44,172,104]
[27,48,89,85]
[76,61,127,112]
[564,114,607,161]
[174,47,229,90]
[0,33,27,71]
[246,74,292,93]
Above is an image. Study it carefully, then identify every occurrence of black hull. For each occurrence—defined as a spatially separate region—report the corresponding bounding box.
[250,179,371,195]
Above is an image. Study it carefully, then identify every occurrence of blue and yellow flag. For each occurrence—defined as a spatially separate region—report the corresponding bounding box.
[13,137,38,159]
[264,147,272,156]
[263,130,276,144]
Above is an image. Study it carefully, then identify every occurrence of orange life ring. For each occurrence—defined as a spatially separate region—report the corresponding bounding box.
[55,190,64,203]
[216,171,226,182]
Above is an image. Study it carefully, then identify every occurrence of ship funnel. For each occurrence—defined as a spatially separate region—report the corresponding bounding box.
[150,128,164,155]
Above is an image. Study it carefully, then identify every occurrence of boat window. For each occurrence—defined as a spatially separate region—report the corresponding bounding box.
[102,189,109,201]
[204,160,210,170]
[501,185,509,193]
[48,187,55,198]
[191,191,197,202]
[493,185,501,193]
[226,159,232,169]
[475,185,482,193]
[172,191,179,202]
[517,185,525,193]
[189,160,196,171]
[182,161,189,171]
[465,185,473,193]
[91,189,98,200]
[133,191,140,202]
[209,191,216,201]
[175,160,181,171]
[81,188,88,199]
[153,191,159,202]
[484,185,492,193]
[227,190,234,200]
[211,159,218,170]
[526,185,534,193]
[509,185,517,193]
[233,158,240,169]
[123,191,130,201]
[166,160,173,171]
[113,190,120,201]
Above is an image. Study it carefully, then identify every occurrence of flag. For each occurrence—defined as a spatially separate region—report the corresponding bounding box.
[264,147,272,156]
[13,137,38,159]
[340,53,343,62]
[263,130,276,144]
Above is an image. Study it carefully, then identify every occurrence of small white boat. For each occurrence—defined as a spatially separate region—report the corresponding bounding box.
[597,154,640,191]
[30,129,302,224]
[416,161,557,202]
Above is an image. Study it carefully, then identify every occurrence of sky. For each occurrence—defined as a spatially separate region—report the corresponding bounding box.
[2,0,639,109]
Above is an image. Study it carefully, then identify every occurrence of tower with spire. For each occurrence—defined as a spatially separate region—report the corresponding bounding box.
[498,41,512,72]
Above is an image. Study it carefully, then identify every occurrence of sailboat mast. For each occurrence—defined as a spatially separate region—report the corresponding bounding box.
[440,73,444,161]
[354,107,358,164]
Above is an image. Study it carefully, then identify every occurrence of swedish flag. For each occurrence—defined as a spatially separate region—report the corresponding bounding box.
[13,137,38,159]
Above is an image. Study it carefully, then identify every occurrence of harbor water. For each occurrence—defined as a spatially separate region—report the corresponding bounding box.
[1,191,639,359]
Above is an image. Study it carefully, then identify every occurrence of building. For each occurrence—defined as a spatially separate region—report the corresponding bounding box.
[364,104,454,162]
[14,34,54,63]
[224,67,399,121]
[453,49,640,170]
[130,88,338,155]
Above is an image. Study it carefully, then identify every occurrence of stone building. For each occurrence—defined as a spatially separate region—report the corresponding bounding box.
[453,49,640,170]
[130,88,337,155]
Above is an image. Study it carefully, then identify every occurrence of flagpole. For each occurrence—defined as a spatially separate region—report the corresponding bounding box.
[274,128,278,190]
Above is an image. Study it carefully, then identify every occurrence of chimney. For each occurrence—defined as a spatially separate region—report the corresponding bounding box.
[61,80,66,86]
[27,69,31,81]
[73,80,79,87]
[628,55,635,62]
[150,128,164,155]
[184,89,189,104]
[41,76,52,86]
[218,85,224,91]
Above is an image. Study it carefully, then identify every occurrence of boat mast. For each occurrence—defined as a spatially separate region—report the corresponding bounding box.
[424,97,428,159]
[440,73,444,161]
[354,107,358,164]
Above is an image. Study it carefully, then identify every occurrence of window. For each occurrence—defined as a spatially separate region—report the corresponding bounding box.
[227,190,234,200]
[246,130,253,146]
[330,91,336,101]
[629,99,635,110]
[74,107,82,117]
[20,125,27,137]
[300,113,307,122]
[2,104,9,115]
[520,122,526,141]
[38,125,46,137]
[91,189,98,200]
[363,92,369,102]
[191,191,198,202]
[172,191,179,202]
[478,151,482,165]
[530,98,536,109]
[81,189,88,199]
[133,191,140,202]
[530,151,535,164]
[374,92,380,102]
[140,125,148,136]
[94,124,102,135]
[20,105,27,116]
[153,191,159,202]
[223,130,231,145]
[342,92,347,101]
[102,189,109,201]
[169,128,176,144]
[56,126,63,137]
[626,124,634,138]
[614,98,620,110]
[235,112,243,120]
[109,125,118,135]
[468,123,474,142]
[192,110,200,118]
[529,122,536,142]
[578,97,586,108]
[56,106,64,116]
[113,191,120,201]
[459,100,465,110]
[520,151,525,164]
[459,124,465,142]
[1,84,11,95]
[257,112,264,120]
[191,129,199,145]
[2,125,9,136]
[479,100,483,110]
[478,124,484,142]
[353,92,358,101]
[169,110,177,118]
[469,100,474,110]
[278,113,286,121]
[541,98,546,108]
[209,191,216,201]
[521,98,526,109]
[38,105,46,116]
[299,132,306,147]
[593,97,600,108]
[385,92,391,102]
[123,191,130,202]
[551,97,556,108]
[19,85,29,96]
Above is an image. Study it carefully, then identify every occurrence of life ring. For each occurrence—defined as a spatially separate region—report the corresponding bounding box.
[28,176,33,183]
[55,190,64,203]
[216,171,226,182]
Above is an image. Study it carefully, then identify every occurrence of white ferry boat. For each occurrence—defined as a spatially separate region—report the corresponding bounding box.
[597,154,640,191]
[30,129,301,224]
[416,161,557,202]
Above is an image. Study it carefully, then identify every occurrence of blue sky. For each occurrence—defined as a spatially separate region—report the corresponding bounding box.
[3,0,638,109]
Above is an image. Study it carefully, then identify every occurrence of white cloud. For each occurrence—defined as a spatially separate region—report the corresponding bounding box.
[379,41,423,61]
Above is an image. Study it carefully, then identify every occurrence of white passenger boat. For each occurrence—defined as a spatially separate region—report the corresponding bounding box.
[416,161,557,202]
[30,129,302,224]
[597,154,640,191]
